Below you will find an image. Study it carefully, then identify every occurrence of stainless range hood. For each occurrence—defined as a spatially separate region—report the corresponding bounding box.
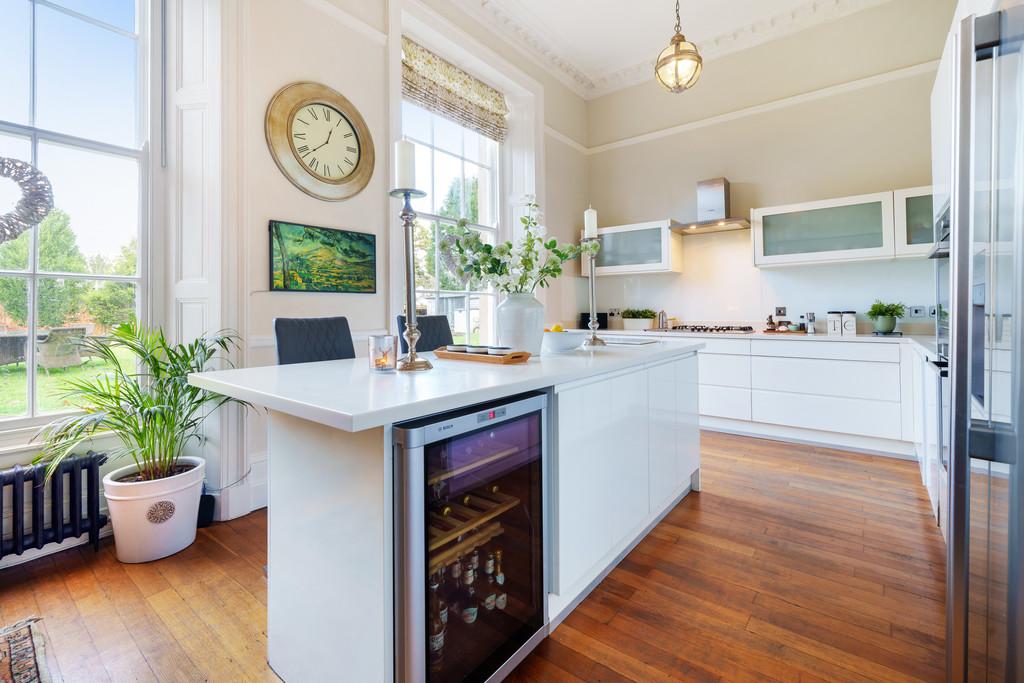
[673,177,750,235]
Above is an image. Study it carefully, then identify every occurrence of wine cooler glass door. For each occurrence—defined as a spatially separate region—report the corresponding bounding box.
[395,394,547,683]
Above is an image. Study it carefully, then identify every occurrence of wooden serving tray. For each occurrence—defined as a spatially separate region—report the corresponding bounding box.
[762,329,807,335]
[434,347,531,364]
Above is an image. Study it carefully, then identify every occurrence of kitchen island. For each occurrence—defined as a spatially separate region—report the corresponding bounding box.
[189,340,703,682]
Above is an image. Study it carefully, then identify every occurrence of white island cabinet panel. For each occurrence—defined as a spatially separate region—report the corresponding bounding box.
[551,350,700,620]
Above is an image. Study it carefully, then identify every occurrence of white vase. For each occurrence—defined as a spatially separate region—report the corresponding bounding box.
[102,456,205,563]
[496,292,545,355]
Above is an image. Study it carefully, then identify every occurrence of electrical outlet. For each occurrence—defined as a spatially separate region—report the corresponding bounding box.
[909,305,927,318]
[608,308,621,317]
[775,306,787,317]
[928,306,937,318]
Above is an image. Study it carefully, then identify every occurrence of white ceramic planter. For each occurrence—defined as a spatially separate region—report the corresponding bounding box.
[102,456,205,563]
[496,292,545,355]
[622,318,654,331]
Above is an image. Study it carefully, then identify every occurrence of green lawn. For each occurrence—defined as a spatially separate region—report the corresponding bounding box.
[0,346,134,418]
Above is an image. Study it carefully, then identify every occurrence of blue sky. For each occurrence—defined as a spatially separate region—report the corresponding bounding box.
[0,0,139,265]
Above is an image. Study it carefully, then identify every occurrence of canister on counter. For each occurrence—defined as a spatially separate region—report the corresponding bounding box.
[841,311,857,335]
[806,312,816,335]
[827,311,843,336]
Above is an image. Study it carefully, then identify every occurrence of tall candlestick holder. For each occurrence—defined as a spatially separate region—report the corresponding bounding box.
[390,188,432,371]
[581,236,606,347]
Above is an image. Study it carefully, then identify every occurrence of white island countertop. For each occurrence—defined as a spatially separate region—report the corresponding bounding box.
[188,340,703,432]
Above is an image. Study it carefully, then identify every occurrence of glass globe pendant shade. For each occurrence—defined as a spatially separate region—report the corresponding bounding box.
[655,33,702,93]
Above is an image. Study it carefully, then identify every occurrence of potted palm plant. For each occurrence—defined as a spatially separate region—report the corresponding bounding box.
[33,320,247,563]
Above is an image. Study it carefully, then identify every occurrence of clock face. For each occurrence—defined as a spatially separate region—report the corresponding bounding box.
[289,103,360,183]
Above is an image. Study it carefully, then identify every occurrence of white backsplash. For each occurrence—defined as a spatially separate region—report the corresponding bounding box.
[593,230,937,335]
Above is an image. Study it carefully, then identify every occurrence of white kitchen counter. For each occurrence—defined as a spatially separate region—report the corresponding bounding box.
[189,339,703,432]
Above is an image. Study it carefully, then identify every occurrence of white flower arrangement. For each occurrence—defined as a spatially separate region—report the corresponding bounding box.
[445,199,599,294]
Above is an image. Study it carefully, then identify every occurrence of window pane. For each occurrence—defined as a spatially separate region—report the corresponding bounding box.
[0,277,30,418]
[433,150,462,218]
[413,219,437,290]
[469,295,494,346]
[437,293,468,344]
[36,142,139,275]
[438,222,470,291]
[0,133,33,240]
[401,102,431,144]
[0,0,31,125]
[464,162,495,227]
[432,115,462,157]
[36,278,137,414]
[36,5,139,147]
[47,0,136,32]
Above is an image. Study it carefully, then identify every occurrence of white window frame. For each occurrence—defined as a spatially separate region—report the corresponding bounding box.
[0,0,150,434]
[389,4,544,328]
[401,102,500,344]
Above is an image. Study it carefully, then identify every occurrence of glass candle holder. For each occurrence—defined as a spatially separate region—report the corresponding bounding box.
[369,334,398,372]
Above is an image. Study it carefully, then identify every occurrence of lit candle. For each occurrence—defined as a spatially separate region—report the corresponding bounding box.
[584,205,598,239]
[394,140,416,190]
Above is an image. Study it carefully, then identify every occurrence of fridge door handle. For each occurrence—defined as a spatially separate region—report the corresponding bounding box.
[927,359,950,377]
[968,420,1017,464]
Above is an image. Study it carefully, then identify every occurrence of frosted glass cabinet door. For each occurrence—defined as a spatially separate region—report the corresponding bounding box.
[582,220,682,275]
[752,191,895,266]
[894,186,935,257]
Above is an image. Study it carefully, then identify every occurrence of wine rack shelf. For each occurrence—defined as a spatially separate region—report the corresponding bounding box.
[426,442,520,487]
[428,521,504,574]
[428,487,520,552]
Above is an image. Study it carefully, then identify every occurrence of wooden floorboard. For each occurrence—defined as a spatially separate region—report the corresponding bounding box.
[0,431,945,682]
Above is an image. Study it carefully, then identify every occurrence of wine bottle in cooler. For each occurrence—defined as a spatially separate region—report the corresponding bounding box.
[434,567,448,625]
[446,556,463,616]
[458,558,479,625]
[479,551,497,612]
[428,575,446,672]
[494,549,508,610]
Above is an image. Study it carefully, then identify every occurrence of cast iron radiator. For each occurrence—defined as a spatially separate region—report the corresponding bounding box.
[0,451,108,559]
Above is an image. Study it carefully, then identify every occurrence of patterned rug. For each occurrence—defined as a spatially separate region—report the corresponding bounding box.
[0,619,51,683]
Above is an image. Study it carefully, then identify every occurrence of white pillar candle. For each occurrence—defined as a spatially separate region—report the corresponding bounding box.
[584,205,598,239]
[394,140,416,190]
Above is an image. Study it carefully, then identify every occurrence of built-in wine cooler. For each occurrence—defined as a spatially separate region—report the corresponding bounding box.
[394,393,548,683]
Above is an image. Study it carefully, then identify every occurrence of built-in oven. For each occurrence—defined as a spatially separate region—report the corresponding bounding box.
[394,393,548,683]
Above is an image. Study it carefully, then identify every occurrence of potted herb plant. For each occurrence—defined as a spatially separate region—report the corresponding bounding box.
[33,320,248,563]
[447,198,598,354]
[621,308,658,331]
[867,300,906,334]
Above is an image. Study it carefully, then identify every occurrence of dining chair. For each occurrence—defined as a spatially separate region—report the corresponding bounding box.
[396,315,454,353]
[274,316,356,365]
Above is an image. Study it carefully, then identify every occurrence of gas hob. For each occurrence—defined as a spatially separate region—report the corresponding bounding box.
[645,325,755,334]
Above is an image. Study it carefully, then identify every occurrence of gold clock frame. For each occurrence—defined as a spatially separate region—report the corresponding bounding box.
[265,81,375,201]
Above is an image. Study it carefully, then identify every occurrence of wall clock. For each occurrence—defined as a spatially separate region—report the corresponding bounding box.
[265,81,375,201]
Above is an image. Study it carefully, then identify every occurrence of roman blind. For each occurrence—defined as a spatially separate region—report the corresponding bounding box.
[401,37,510,143]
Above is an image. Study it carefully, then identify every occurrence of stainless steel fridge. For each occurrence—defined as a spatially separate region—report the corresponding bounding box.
[945,5,1024,680]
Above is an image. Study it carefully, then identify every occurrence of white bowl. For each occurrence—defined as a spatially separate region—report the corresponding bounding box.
[466,344,489,353]
[542,330,586,353]
[488,346,513,356]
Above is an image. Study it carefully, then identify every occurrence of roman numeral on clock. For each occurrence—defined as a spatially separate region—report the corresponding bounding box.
[309,109,319,120]
[344,158,354,166]
[346,146,357,153]
[296,145,309,154]
[309,157,318,171]
[323,108,330,121]
[293,132,306,139]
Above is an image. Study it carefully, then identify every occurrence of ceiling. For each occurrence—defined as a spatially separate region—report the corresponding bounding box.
[451,0,892,98]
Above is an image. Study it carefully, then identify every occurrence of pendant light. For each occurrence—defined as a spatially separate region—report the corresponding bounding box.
[655,0,702,93]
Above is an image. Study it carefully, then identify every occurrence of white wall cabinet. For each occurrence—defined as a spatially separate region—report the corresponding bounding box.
[752,188,934,266]
[582,220,683,276]
[894,186,935,258]
[552,354,699,610]
[752,191,895,266]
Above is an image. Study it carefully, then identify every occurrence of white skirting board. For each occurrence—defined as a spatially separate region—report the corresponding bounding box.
[700,416,917,460]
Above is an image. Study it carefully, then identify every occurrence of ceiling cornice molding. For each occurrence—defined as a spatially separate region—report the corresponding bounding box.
[453,0,895,100]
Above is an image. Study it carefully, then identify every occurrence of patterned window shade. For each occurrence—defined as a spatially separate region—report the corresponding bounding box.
[402,37,510,143]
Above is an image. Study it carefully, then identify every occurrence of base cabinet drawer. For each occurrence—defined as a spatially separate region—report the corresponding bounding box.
[751,356,899,401]
[751,389,901,439]
[699,353,751,388]
[699,385,752,421]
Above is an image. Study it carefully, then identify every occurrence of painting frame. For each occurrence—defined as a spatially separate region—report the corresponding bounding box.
[269,220,377,294]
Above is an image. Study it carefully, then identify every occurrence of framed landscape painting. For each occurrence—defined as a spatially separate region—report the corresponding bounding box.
[269,220,376,293]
